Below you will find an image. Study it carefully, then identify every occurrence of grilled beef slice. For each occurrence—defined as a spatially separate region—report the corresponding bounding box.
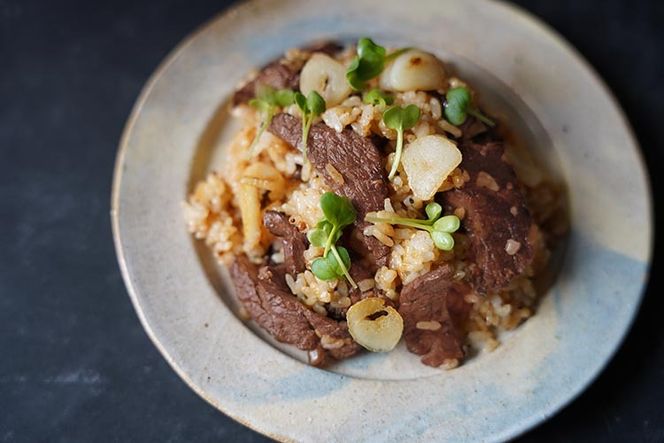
[269,113,391,267]
[398,265,471,367]
[263,210,307,276]
[442,140,536,291]
[231,255,360,366]
[232,42,342,106]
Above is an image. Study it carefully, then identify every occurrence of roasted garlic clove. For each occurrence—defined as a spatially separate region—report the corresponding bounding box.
[380,50,447,92]
[402,134,462,201]
[299,53,352,107]
[346,297,403,352]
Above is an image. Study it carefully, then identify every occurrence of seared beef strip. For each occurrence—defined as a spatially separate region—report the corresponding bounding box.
[398,265,471,367]
[269,113,391,267]
[232,42,342,107]
[231,255,360,366]
[232,61,300,107]
[302,41,343,57]
[231,256,317,349]
[300,308,360,362]
[442,140,536,291]
[263,210,307,276]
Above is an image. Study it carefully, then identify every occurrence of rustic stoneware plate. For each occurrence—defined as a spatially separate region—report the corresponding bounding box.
[111,0,652,441]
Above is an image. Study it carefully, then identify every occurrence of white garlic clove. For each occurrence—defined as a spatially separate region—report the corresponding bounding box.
[379,50,447,92]
[299,53,352,107]
[346,297,403,352]
[402,134,462,201]
[237,183,261,253]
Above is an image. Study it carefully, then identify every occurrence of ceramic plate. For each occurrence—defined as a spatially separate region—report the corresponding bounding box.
[111,0,652,441]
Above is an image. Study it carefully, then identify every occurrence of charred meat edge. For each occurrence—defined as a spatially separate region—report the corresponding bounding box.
[442,140,537,290]
[398,265,471,367]
[231,255,360,366]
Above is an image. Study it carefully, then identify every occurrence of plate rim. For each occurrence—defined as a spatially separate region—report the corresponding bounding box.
[111,0,654,441]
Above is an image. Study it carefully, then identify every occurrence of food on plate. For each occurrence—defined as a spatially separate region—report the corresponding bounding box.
[183,38,567,369]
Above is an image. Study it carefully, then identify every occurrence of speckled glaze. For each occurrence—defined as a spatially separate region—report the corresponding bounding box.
[111,0,652,441]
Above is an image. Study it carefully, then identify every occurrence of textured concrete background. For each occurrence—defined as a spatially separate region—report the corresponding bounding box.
[1,0,662,441]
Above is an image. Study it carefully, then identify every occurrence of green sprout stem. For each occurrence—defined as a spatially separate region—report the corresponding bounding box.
[323,225,339,257]
[365,205,460,251]
[308,191,357,286]
[300,116,313,159]
[467,108,495,127]
[384,47,411,63]
[247,87,295,156]
[295,91,326,161]
[330,244,357,288]
[248,108,274,155]
[388,129,403,180]
[382,104,420,180]
[365,214,433,231]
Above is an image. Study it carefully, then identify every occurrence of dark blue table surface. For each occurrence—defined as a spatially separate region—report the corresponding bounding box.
[1,0,663,441]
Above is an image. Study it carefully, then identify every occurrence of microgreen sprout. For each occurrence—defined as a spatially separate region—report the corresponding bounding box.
[382,104,421,180]
[247,86,295,155]
[307,192,358,288]
[444,86,495,127]
[365,202,460,251]
[346,37,410,90]
[362,88,394,107]
[294,90,326,159]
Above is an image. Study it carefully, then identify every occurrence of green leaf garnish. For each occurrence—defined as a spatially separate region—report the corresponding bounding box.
[382,104,421,180]
[346,38,386,90]
[294,90,326,159]
[433,215,460,233]
[444,87,470,126]
[308,192,358,288]
[274,89,295,107]
[444,86,495,127]
[431,231,455,251]
[311,254,338,280]
[308,220,342,250]
[425,202,442,221]
[320,192,357,230]
[345,38,409,91]
[247,86,295,155]
[365,202,460,251]
[307,90,326,115]
[363,88,394,107]
[307,222,331,247]
[311,246,352,281]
